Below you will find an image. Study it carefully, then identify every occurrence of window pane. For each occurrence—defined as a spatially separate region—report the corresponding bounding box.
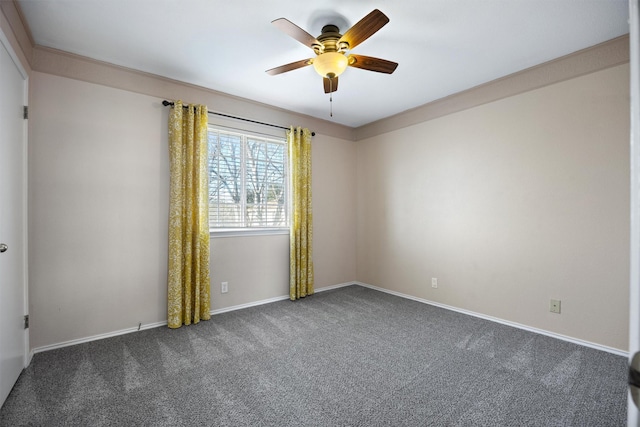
[208,127,287,229]
[209,130,244,227]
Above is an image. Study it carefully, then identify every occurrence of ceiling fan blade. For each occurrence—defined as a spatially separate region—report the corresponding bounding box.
[323,76,338,93]
[348,54,398,74]
[266,59,313,76]
[339,9,389,50]
[272,18,320,49]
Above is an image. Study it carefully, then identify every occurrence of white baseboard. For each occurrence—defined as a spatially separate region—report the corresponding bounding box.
[32,321,167,354]
[31,282,355,355]
[210,295,290,315]
[209,281,354,315]
[31,281,625,358]
[315,281,355,293]
[353,281,628,357]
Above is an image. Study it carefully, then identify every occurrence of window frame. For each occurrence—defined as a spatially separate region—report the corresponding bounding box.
[207,124,289,237]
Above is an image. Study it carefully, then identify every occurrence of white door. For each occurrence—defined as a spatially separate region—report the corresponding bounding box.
[0,32,28,409]
[630,0,640,425]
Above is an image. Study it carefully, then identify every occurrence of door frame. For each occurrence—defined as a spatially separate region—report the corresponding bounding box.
[0,25,29,368]
[630,0,639,425]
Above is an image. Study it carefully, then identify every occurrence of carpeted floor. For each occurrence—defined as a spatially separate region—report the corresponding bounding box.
[0,285,629,426]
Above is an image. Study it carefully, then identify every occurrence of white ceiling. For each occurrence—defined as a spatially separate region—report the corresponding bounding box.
[17,0,629,128]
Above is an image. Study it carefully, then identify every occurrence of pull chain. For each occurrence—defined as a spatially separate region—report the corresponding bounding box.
[329,78,333,117]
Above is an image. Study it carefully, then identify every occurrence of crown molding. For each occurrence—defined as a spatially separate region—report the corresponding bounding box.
[2,0,354,141]
[355,35,630,140]
[2,0,629,142]
[31,45,355,141]
[0,0,33,74]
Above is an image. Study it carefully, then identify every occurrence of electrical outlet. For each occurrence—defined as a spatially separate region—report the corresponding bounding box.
[221,281,228,293]
[550,299,561,314]
[431,278,438,288]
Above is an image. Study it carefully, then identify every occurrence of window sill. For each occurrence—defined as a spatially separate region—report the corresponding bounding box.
[210,228,290,238]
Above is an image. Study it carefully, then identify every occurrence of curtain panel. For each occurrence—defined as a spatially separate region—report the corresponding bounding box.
[167,101,211,328]
[288,127,314,300]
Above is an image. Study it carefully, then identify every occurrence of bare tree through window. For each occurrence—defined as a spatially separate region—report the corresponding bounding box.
[208,128,288,229]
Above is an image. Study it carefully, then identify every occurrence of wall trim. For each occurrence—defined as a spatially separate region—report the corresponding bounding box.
[3,0,628,142]
[209,281,353,315]
[32,320,168,355]
[355,35,630,140]
[31,35,629,143]
[353,282,627,357]
[30,281,355,356]
[315,282,355,293]
[0,1,32,75]
[3,0,350,138]
[30,46,355,141]
[210,295,291,316]
[30,281,625,357]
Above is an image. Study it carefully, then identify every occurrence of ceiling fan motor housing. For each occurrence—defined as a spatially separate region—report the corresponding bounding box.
[314,25,349,54]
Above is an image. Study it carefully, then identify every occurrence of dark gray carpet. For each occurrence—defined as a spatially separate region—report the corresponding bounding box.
[0,285,628,426]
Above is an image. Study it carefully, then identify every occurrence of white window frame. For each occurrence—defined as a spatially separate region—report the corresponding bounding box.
[207,124,289,237]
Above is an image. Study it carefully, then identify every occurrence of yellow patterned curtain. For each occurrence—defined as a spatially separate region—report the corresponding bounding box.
[288,127,314,300]
[167,101,211,328]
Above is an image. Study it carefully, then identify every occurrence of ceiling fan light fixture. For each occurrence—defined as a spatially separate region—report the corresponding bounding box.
[312,52,348,78]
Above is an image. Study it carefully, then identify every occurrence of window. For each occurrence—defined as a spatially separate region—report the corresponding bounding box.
[208,126,288,231]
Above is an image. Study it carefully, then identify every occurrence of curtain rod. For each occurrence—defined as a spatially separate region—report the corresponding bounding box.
[162,100,315,136]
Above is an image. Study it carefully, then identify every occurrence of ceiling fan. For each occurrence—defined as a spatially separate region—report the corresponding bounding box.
[266,9,398,94]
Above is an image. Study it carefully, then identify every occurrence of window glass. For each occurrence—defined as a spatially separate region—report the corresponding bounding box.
[208,127,288,230]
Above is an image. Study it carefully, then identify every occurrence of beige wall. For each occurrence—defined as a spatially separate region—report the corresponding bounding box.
[210,133,357,310]
[7,2,630,352]
[28,62,631,352]
[356,64,630,351]
[29,71,357,349]
[29,72,169,348]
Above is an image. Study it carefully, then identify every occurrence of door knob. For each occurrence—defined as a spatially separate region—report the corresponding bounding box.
[0,243,7,253]
[630,352,640,409]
